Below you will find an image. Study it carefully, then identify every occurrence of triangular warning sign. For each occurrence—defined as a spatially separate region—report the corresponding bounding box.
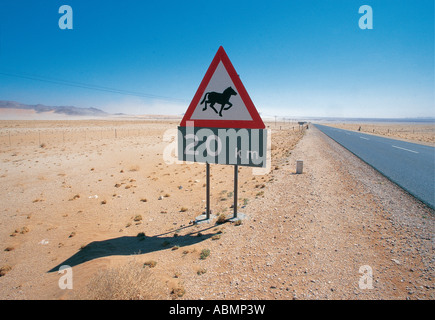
[180,46,265,129]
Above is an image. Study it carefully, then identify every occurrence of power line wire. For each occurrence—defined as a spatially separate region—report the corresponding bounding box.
[0,71,188,103]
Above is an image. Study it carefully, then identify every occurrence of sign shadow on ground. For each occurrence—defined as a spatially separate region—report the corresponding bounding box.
[48,225,219,272]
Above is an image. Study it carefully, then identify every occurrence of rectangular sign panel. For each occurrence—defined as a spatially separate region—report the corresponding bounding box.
[177,126,267,168]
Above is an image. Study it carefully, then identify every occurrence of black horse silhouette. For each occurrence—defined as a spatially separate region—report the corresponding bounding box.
[200,86,237,117]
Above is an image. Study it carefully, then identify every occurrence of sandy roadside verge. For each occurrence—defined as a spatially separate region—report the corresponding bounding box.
[323,122,434,146]
[181,125,434,300]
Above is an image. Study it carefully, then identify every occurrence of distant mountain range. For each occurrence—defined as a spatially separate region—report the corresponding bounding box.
[0,100,108,117]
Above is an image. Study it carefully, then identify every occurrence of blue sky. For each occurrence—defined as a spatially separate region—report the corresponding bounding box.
[0,0,433,118]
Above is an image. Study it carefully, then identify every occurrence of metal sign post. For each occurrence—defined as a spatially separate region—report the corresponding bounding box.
[206,162,210,220]
[233,165,238,219]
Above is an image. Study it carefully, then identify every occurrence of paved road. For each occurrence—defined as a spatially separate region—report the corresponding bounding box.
[314,124,435,209]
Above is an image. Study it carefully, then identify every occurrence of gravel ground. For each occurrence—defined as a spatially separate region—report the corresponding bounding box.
[1,122,432,300]
[182,125,434,300]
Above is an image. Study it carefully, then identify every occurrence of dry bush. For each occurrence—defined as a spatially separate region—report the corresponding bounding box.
[199,249,210,260]
[11,226,29,236]
[0,265,12,277]
[216,213,227,224]
[134,215,143,221]
[82,260,167,300]
[143,260,157,268]
[233,219,242,226]
[170,283,186,299]
[211,234,221,240]
[196,268,207,275]
[129,165,140,172]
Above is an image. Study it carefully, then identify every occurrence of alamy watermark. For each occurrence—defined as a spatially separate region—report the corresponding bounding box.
[358,265,374,289]
[359,5,373,30]
[58,265,73,290]
[59,5,73,30]
[162,126,271,175]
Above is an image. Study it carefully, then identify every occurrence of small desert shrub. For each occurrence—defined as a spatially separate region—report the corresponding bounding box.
[0,265,12,277]
[11,226,29,236]
[216,213,227,224]
[134,215,142,222]
[211,234,221,240]
[129,165,140,172]
[143,260,157,268]
[200,249,210,260]
[180,207,188,212]
[82,260,166,300]
[197,268,207,275]
[171,284,186,299]
[234,219,242,226]
[69,194,80,201]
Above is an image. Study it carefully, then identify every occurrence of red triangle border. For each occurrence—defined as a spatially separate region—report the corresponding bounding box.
[180,46,265,129]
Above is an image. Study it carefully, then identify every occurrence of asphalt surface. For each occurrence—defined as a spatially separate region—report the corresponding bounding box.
[314,124,435,209]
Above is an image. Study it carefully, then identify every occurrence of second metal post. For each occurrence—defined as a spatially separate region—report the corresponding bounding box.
[233,164,238,219]
[206,162,210,220]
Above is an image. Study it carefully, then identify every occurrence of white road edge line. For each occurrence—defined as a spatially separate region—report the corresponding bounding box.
[392,145,419,154]
[360,137,370,140]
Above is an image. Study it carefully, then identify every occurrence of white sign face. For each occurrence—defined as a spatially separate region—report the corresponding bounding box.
[189,61,253,121]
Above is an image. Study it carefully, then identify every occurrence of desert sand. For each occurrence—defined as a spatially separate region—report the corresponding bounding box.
[324,122,435,146]
[0,119,433,300]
